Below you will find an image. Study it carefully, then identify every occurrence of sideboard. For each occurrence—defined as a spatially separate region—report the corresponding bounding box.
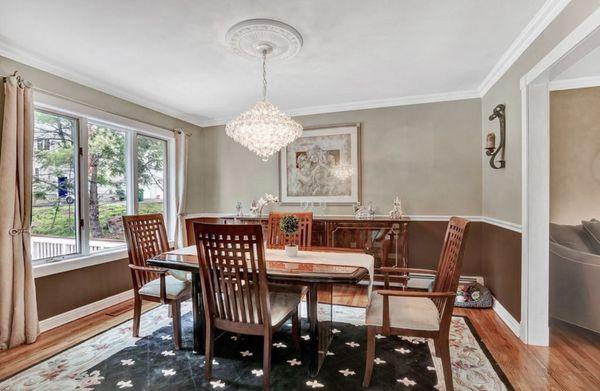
[184,215,410,281]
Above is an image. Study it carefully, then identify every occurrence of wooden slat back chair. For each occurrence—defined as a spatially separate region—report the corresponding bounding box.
[363,217,470,391]
[194,223,302,390]
[123,214,191,350]
[267,211,313,249]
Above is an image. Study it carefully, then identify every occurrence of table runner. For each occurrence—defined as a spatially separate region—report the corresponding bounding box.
[166,246,374,294]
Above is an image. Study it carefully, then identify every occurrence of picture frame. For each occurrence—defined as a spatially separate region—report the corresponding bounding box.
[279,123,361,204]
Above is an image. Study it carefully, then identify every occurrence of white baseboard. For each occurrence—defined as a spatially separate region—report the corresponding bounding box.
[39,289,134,332]
[492,296,521,337]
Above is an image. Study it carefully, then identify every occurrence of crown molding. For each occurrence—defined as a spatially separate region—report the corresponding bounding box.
[0,0,569,127]
[548,75,600,90]
[478,0,571,96]
[198,89,481,127]
[0,40,207,127]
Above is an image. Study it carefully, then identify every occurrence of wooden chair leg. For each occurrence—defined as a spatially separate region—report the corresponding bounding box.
[291,310,300,349]
[204,322,215,380]
[168,304,173,318]
[171,301,182,350]
[362,326,376,387]
[436,336,454,391]
[132,294,141,337]
[263,332,272,391]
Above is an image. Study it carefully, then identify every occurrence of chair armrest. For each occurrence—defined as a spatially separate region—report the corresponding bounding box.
[128,264,169,274]
[129,265,168,303]
[307,246,365,253]
[380,267,437,275]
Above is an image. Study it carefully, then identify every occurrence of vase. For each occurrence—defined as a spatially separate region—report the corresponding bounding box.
[285,244,298,257]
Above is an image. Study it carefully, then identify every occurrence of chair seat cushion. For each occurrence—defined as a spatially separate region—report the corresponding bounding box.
[365,292,440,331]
[269,291,302,326]
[138,275,191,300]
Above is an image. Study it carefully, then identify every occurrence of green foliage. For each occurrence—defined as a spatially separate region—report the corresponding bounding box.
[279,215,299,235]
[31,201,163,239]
[32,110,167,238]
[88,124,127,188]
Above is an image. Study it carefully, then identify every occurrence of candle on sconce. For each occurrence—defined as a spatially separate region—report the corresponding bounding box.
[486,132,496,150]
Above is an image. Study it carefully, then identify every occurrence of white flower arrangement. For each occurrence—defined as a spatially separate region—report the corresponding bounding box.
[251,193,279,216]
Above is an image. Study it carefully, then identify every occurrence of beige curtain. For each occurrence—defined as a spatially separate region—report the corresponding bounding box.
[173,129,189,248]
[0,75,39,350]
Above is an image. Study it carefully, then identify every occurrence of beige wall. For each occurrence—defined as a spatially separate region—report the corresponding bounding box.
[0,55,203,320]
[187,99,483,217]
[481,0,600,225]
[550,87,600,225]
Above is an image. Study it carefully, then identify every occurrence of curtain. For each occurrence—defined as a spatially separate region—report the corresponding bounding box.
[0,75,39,350]
[173,129,189,248]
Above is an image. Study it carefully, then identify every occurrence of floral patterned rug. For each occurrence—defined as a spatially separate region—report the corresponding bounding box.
[0,303,512,390]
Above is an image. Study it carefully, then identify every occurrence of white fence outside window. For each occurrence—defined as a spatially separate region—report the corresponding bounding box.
[31,236,123,260]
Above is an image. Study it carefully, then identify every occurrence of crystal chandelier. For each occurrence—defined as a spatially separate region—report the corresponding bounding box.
[226,45,303,161]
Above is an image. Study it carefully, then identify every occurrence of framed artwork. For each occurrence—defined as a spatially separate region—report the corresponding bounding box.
[279,123,361,204]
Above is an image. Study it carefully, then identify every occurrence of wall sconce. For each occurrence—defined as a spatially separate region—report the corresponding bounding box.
[485,104,506,169]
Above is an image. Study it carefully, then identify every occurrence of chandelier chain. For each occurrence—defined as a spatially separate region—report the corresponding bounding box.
[262,49,268,101]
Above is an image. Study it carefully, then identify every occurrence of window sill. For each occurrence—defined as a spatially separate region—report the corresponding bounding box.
[33,248,129,278]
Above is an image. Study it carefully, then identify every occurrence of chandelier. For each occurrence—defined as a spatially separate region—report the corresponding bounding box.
[225,19,304,161]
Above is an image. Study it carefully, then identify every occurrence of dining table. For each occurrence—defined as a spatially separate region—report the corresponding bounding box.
[148,245,373,377]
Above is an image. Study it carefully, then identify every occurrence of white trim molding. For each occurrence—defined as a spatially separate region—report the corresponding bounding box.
[519,7,600,346]
[39,290,134,332]
[0,40,205,127]
[548,75,600,91]
[478,0,571,95]
[33,248,128,278]
[182,212,522,232]
[481,216,522,233]
[492,297,521,337]
[200,90,481,127]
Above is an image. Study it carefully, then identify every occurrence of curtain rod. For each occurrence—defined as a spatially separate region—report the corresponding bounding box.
[2,72,192,136]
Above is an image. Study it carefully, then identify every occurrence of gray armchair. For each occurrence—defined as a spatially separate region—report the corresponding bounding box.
[550,223,600,333]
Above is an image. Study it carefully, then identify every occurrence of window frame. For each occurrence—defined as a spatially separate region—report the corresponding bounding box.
[32,92,176,276]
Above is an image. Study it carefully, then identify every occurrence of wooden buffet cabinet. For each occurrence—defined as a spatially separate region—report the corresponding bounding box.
[184,215,410,280]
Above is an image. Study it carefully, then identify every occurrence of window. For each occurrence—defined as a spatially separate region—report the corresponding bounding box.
[31,106,173,264]
[88,123,128,253]
[137,135,166,215]
[31,110,79,260]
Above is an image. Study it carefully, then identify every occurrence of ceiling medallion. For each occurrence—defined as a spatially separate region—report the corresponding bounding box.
[226,18,303,61]
[225,19,303,162]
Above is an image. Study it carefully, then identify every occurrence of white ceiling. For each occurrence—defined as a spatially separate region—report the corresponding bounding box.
[0,0,550,126]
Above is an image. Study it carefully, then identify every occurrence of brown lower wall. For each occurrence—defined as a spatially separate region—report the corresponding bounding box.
[481,223,522,321]
[35,258,132,321]
[33,220,520,323]
[408,221,482,276]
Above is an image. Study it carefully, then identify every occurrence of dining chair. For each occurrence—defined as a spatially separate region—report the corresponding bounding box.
[362,216,470,391]
[267,211,313,249]
[194,222,302,390]
[122,214,192,350]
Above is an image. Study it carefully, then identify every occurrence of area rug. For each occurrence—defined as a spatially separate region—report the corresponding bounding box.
[0,302,512,390]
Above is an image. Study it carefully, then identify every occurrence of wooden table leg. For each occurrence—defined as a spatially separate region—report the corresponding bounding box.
[191,272,204,355]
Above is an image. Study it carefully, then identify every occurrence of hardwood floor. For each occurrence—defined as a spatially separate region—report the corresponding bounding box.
[1,286,598,390]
